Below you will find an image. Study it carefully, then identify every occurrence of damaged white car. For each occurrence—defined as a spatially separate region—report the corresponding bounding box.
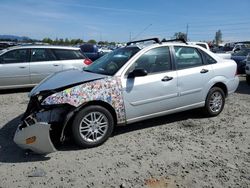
[14,38,239,154]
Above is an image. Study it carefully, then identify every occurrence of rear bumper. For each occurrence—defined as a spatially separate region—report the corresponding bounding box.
[227,76,239,95]
[14,122,57,154]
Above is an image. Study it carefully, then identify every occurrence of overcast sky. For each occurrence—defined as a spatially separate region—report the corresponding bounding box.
[0,0,250,42]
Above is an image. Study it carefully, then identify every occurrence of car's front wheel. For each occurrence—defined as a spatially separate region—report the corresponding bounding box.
[72,105,114,148]
[203,87,225,117]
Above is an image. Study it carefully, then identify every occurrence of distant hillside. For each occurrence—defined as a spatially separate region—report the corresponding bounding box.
[0,35,32,41]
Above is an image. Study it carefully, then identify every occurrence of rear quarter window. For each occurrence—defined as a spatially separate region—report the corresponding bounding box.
[52,49,85,60]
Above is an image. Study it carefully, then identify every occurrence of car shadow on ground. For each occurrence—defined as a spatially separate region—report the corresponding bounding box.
[0,107,209,162]
[0,114,50,163]
[0,88,32,95]
[113,108,205,136]
[236,76,250,95]
[59,108,206,152]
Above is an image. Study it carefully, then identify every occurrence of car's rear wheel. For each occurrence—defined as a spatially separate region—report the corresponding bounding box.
[203,87,225,117]
[72,105,114,148]
[246,75,250,85]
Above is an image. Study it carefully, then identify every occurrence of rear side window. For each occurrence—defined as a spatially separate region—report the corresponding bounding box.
[174,46,203,69]
[0,49,29,63]
[31,49,56,62]
[203,52,217,64]
[52,49,85,60]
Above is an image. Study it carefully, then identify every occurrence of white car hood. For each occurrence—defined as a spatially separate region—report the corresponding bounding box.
[29,69,106,97]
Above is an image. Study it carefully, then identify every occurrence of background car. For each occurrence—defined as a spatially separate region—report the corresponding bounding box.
[188,42,210,50]
[0,45,92,89]
[79,43,102,61]
[245,54,250,85]
[231,48,250,74]
[0,41,16,50]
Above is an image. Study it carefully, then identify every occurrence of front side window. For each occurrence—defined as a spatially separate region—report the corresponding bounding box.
[128,47,171,74]
[31,49,56,62]
[174,46,203,69]
[84,47,140,76]
[0,49,29,63]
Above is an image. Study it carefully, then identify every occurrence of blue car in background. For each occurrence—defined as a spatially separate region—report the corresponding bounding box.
[231,48,250,74]
[79,43,101,61]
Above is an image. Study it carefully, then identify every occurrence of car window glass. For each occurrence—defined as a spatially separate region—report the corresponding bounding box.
[174,46,203,69]
[53,49,85,60]
[204,53,217,64]
[233,49,250,56]
[129,47,171,74]
[84,47,140,76]
[31,49,56,62]
[1,49,28,63]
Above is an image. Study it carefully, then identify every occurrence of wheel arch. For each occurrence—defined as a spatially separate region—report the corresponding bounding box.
[210,82,228,97]
[79,100,118,125]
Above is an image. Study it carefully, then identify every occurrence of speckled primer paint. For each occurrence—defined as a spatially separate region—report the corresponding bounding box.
[42,77,126,124]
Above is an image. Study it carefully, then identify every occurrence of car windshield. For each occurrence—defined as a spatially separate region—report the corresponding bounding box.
[84,46,140,75]
[233,49,250,56]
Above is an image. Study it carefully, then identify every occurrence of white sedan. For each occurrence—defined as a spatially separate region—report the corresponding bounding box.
[14,38,239,154]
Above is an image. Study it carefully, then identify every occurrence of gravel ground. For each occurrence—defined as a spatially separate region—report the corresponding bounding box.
[0,76,249,188]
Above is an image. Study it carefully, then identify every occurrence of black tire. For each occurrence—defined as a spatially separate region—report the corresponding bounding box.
[203,87,225,117]
[246,75,250,85]
[72,105,114,148]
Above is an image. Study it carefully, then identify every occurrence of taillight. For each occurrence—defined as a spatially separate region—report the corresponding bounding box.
[84,58,92,65]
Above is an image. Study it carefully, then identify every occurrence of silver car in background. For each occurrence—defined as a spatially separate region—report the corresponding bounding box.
[14,38,239,154]
[0,45,92,89]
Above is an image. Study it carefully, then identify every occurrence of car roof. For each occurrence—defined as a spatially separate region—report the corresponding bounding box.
[3,45,80,51]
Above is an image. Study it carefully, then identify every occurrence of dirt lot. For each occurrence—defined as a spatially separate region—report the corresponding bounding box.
[0,76,249,188]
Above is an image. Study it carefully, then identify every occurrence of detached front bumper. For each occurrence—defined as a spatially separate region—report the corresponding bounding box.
[14,121,57,154]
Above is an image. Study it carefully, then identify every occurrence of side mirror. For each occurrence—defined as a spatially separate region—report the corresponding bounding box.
[128,68,148,78]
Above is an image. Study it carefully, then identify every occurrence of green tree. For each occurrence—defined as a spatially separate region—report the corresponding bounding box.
[87,39,97,44]
[173,32,187,41]
[42,37,53,44]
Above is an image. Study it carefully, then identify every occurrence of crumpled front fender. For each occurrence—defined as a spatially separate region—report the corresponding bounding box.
[14,122,57,154]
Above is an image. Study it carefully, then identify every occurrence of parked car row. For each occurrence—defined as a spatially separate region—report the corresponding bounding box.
[245,54,250,85]
[0,45,92,89]
[13,38,239,154]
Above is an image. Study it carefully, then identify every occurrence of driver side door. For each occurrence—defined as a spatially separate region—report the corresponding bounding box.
[121,46,178,123]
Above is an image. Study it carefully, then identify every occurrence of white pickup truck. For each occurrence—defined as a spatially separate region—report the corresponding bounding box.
[188,42,232,59]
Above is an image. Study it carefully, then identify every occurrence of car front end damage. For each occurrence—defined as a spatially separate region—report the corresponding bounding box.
[13,71,126,154]
[14,94,75,154]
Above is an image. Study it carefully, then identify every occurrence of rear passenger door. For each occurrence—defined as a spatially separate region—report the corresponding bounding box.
[30,48,62,84]
[173,46,214,107]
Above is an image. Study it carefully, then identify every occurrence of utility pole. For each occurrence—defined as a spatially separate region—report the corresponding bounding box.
[186,24,189,41]
[129,32,132,41]
[132,24,152,41]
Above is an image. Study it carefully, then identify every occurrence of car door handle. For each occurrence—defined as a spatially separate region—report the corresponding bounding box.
[161,76,173,81]
[200,69,209,73]
[53,64,59,66]
[19,66,27,69]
